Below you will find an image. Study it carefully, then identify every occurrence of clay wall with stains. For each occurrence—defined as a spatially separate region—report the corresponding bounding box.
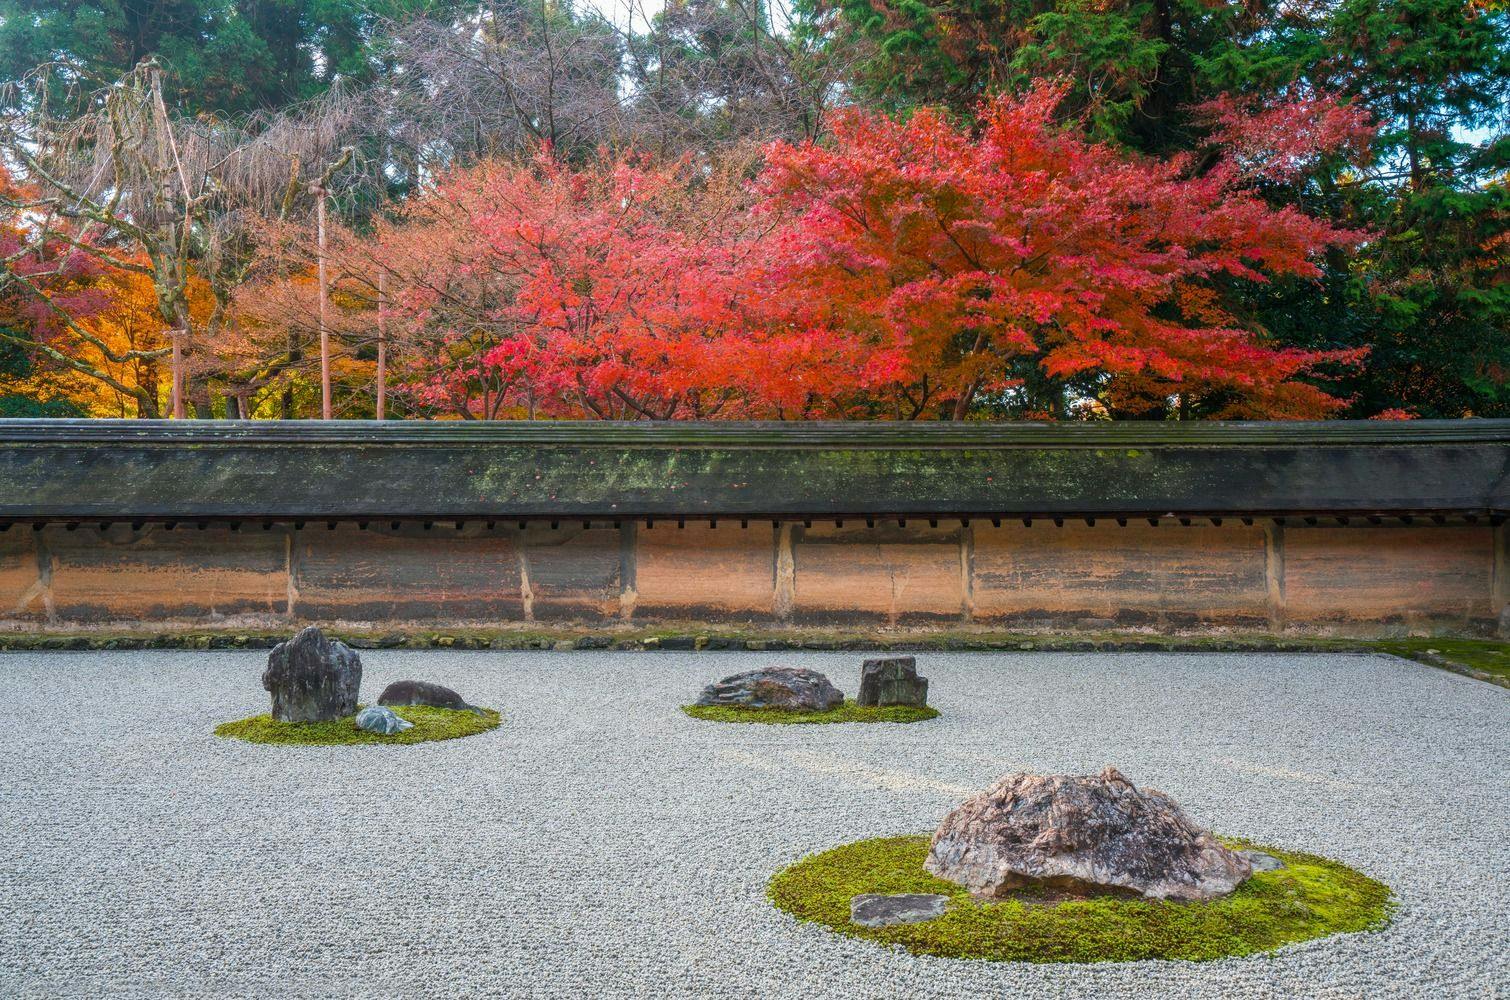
[1,518,1505,636]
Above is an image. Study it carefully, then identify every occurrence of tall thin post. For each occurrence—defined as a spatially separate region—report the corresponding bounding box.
[170,328,184,419]
[317,189,332,420]
[376,270,387,420]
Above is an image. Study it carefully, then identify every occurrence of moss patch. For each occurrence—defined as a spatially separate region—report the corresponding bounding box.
[1376,638,1510,687]
[769,835,1392,963]
[215,705,500,746]
[682,700,939,725]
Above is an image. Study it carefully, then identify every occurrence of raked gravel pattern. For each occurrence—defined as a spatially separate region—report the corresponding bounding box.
[1,650,1507,999]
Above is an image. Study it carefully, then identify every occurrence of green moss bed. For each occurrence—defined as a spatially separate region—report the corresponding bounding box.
[1375,638,1510,686]
[769,835,1393,963]
[215,705,501,746]
[681,700,939,725]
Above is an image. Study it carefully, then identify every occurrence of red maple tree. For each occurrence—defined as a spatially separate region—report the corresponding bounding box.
[337,86,1371,421]
[360,150,881,419]
[752,83,1371,419]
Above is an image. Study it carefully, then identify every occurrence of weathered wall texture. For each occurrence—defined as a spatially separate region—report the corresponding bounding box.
[296,525,524,622]
[972,522,1272,629]
[791,523,967,624]
[633,523,773,620]
[1,519,1505,636]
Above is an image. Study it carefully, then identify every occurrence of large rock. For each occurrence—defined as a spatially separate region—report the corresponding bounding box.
[924,767,1251,901]
[857,656,929,707]
[377,680,479,714]
[261,626,362,723]
[694,667,843,711]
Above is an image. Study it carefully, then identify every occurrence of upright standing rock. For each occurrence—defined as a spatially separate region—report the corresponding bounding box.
[262,627,362,723]
[857,656,929,707]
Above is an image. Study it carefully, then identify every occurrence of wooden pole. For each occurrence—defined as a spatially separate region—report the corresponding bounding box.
[317,189,332,420]
[170,328,184,419]
[376,270,387,420]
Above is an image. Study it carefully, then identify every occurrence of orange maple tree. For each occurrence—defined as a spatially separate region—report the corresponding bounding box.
[1,168,176,416]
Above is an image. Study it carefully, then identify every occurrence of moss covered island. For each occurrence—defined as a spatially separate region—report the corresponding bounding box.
[215,705,501,746]
[682,700,939,725]
[769,835,1392,963]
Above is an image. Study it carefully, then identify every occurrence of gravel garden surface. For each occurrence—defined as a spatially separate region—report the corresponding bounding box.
[1,650,1505,999]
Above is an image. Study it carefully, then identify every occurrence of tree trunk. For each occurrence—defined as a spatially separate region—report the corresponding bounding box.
[317,190,333,420]
[187,376,214,419]
[137,361,162,418]
[170,328,185,419]
[951,382,978,421]
[283,329,300,419]
[376,270,387,420]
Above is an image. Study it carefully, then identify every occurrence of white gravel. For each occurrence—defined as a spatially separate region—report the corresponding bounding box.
[1,650,1507,999]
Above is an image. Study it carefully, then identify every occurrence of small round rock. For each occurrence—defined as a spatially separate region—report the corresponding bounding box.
[355,705,414,735]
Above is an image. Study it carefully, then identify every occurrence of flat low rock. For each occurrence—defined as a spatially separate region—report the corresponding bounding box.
[849,894,950,928]
[694,667,843,711]
[925,766,1252,901]
[261,627,362,723]
[377,680,477,713]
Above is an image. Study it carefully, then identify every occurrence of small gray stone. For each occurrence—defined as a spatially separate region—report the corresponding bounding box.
[1241,850,1287,872]
[857,656,929,708]
[355,705,413,735]
[849,893,950,928]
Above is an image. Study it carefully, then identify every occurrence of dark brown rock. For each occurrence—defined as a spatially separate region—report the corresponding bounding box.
[261,626,362,723]
[924,767,1252,901]
[694,667,843,711]
[377,679,477,713]
[857,656,929,707]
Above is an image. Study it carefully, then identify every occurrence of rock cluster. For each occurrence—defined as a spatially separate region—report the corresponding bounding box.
[695,667,843,711]
[857,656,929,707]
[257,628,485,736]
[925,766,1252,901]
[261,627,362,723]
